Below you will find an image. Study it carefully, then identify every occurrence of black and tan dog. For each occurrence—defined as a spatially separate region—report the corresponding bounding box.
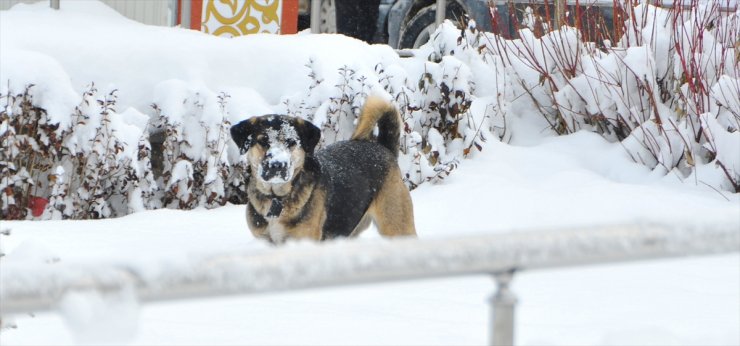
[230,96,416,244]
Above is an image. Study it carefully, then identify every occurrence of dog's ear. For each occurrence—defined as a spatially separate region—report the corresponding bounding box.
[230,119,254,154]
[295,119,321,154]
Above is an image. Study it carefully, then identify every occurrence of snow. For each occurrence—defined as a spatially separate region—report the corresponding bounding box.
[2,132,738,345]
[57,287,139,345]
[0,49,80,129]
[0,1,399,117]
[1,1,739,345]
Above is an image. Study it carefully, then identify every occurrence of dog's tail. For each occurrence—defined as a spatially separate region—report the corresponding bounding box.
[351,96,401,157]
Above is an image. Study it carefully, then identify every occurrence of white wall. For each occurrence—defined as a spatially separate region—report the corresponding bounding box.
[0,0,175,26]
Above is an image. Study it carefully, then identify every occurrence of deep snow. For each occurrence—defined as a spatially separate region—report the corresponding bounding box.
[1,1,739,345]
[2,132,739,345]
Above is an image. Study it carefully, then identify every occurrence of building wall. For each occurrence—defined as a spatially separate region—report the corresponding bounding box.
[0,0,175,26]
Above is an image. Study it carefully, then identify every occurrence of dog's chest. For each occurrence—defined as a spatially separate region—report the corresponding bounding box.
[265,218,287,243]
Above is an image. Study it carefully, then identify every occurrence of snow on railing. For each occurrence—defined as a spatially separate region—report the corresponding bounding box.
[1,222,739,345]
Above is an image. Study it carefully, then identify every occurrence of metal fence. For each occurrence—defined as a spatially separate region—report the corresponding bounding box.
[1,222,739,345]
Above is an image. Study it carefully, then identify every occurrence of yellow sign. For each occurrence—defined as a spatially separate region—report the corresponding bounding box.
[202,0,283,37]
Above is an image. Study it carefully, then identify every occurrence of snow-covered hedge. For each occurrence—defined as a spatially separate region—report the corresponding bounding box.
[1,85,157,219]
[484,2,739,191]
[0,27,490,219]
[1,2,738,220]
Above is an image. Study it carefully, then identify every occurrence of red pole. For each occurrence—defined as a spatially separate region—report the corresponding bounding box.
[281,0,299,34]
[191,0,203,30]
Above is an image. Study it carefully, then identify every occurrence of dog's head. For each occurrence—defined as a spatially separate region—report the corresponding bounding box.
[231,115,321,190]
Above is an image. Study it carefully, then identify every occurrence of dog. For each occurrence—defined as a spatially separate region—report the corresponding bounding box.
[230,96,417,244]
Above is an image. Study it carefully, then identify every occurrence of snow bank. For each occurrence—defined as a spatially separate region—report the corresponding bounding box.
[1,0,738,222]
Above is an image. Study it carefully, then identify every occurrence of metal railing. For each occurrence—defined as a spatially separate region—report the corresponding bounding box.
[1,222,738,345]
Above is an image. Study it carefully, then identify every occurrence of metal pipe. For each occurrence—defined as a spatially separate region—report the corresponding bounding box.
[310,0,321,34]
[169,0,179,27]
[181,0,191,30]
[491,270,517,346]
[2,222,737,316]
[435,0,446,27]
[554,0,565,29]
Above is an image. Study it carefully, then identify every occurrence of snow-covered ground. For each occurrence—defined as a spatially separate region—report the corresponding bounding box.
[2,132,738,345]
[1,1,739,345]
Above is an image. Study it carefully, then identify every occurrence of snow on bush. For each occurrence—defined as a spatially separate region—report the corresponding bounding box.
[1,86,60,219]
[150,82,231,210]
[483,2,739,191]
[1,1,738,220]
[0,84,156,219]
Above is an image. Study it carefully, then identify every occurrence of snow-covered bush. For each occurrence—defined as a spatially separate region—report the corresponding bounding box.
[61,85,156,218]
[151,84,231,210]
[1,84,156,220]
[482,1,739,192]
[277,19,497,189]
[0,86,61,219]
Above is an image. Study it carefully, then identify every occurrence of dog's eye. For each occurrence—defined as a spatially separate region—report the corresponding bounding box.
[256,135,268,147]
[286,138,297,147]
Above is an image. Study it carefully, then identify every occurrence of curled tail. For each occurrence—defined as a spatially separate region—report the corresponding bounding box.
[351,96,401,157]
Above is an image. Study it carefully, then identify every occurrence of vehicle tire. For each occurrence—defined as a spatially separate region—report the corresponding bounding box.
[398,2,466,49]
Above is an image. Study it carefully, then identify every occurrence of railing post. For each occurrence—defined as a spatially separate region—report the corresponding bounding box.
[181,0,191,29]
[310,0,321,34]
[50,0,59,10]
[554,0,565,29]
[491,270,517,346]
[435,0,447,27]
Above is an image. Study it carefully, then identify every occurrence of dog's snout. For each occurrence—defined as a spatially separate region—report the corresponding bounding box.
[258,144,294,183]
[265,160,287,174]
[260,155,291,182]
